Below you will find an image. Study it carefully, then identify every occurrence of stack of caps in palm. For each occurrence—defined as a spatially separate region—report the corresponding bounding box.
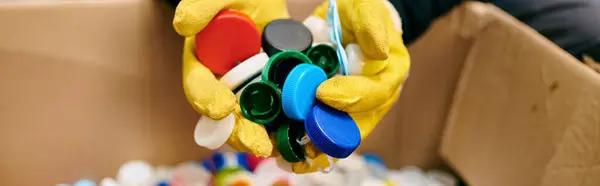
[193,9,366,164]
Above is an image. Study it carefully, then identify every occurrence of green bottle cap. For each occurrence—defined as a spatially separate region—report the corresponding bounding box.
[306,44,340,78]
[239,81,282,124]
[276,119,306,163]
[262,50,312,88]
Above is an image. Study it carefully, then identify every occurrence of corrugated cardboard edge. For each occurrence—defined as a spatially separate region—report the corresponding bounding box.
[442,2,600,186]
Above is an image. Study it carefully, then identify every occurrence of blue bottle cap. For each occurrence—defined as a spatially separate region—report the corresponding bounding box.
[305,102,360,158]
[73,179,96,186]
[201,159,214,172]
[362,153,386,167]
[212,152,226,171]
[236,152,250,171]
[157,181,170,186]
[282,64,327,121]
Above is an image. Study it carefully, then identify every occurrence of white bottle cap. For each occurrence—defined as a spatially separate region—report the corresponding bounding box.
[171,163,211,186]
[345,43,365,76]
[252,158,291,186]
[99,178,118,186]
[303,16,330,43]
[426,170,458,186]
[194,113,236,150]
[220,53,269,90]
[360,177,387,186]
[117,160,154,186]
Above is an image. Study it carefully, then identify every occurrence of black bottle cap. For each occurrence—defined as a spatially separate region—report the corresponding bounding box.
[262,19,313,57]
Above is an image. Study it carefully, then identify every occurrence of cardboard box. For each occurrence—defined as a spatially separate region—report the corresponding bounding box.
[1,0,599,185]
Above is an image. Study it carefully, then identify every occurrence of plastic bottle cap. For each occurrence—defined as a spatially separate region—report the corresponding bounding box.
[362,153,386,168]
[262,50,312,88]
[99,178,118,186]
[305,103,361,158]
[236,152,251,171]
[195,9,261,75]
[282,64,327,120]
[73,179,96,186]
[306,44,339,78]
[246,154,265,172]
[194,113,235,150]
[240,81,282,124]
[253,158,292,186]
[117,160,154,186]
[275,119,306,162]
[235,76,262,100]
[220,53,269,91]
[201,159,215,173]
[172,163,211,186]
[212,152,226,171]
[262,19,313,56]
[303,16,330,43]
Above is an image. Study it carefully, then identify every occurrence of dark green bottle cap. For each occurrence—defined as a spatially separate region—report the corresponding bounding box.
[262,50,312,88]
[276,119,306,163]
[240,81,282,124]
[306,44,340,78]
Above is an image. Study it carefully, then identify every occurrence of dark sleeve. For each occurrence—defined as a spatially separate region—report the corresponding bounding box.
[387,0,463,45]
[483,0,600,61]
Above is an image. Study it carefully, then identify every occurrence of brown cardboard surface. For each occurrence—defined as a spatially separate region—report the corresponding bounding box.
[0,0,210,185]
[441,3,600,186]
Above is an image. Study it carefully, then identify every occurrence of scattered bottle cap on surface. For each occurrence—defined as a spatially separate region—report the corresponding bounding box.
[262,51,312,88]
[73,179,96,186]
[275,120,306,162]
[426,170,457,186]
[262,19,313,56]
[194,113,235,150]
[305,103,360,158]
[99,178,118,186]
[117,160,154,186]
[303,16,330,43]
[171,163,211,186]
[236,152,251,171]
[307,44,340,78]
[195,9,261,75]
[239,81,282,124]
[220,53,269,91]
[282,64,327,120]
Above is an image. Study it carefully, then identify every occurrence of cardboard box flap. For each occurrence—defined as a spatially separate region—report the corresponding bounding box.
[441,3,600,186]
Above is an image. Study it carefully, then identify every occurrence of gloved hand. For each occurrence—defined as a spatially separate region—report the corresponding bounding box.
[290,0,411,173]
[175,0,289,157]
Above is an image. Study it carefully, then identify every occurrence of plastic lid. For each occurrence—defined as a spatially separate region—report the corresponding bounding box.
[171,163,211,186]
[117,160,154,186]
[240,81,282,124]
[276,120,306,162]
[194,113,235,150]
[235,76,262,100]
[73,179,96,186]
[246,154,264,172]
[236,152,251,171]
[303,16,330,43]
[306,44,339,78]
[262,19,313,56]
[362,153,386,168]
[305,102,361,158]
[212,152,226,171]
[195,9,261,75]
[262,50,312,88]
[99,178,118,186]
[282,64,327,120]
[220,53,269,91]
[201,159,215,173]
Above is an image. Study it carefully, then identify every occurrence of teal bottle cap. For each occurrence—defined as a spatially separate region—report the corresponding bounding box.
[240,81,282,124]
[306,44,340,78]
[262,50,312,88]
[282,64,327,121]
[275,120,306,163]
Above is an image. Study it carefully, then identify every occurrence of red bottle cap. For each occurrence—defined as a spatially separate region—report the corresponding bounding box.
[195,9,261,75]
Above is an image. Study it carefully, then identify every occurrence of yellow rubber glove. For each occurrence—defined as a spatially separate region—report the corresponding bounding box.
[290,0,411,173]
[175,0,289,157]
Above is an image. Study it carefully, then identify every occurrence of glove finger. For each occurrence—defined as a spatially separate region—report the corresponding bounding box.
[183,37,236,119]
[351,87,402,139]
[173,0,236,37]
[226,106,273,157]
[316,53,409,112]
[311,0,390,60]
